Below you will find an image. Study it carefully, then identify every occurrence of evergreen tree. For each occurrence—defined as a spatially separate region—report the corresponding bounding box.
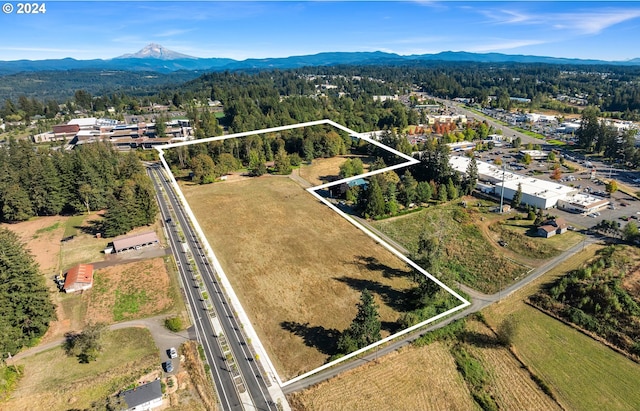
[0,228,55,356]
[337,289,381,354]
[416,181,432,203]
[446,178,458,200]
[512,183,523,209]
[464,157,478,195]
[274,148,292,175]
[364,178,385,218]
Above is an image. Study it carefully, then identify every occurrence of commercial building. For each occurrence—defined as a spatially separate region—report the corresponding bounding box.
[450,156,587,209]
[557,193,610,214]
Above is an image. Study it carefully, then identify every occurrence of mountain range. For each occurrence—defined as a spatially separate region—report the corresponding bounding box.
[1,43,639,75]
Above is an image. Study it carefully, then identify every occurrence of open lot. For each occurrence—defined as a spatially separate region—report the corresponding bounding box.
[182,176,420,379]
[288,342,476,411]
[371,199,531,293]
[483,245,640,411]
[6,328,159,411]
[87,258,175,323]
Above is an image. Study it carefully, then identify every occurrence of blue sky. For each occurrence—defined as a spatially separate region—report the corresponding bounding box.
[1,1,640,61]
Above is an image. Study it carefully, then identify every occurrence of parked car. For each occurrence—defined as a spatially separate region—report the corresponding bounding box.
[168,347,178,359]
[164,360,173,373]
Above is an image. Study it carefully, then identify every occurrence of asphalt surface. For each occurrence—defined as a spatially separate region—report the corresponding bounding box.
[149,164,276,411]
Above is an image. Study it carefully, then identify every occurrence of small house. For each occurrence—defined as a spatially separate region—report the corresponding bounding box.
[122,379,163,411]
[537,217,569,238]
[63,264,94,293]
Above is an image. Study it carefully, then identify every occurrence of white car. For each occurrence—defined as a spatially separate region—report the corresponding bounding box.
[168,347,178,359]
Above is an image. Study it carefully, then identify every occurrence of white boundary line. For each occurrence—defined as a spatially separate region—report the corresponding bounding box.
[156,119,471,389]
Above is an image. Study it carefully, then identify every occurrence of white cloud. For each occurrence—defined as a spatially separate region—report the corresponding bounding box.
[553,10,640,34]
[467,39,548,53]
[479,6,640,35]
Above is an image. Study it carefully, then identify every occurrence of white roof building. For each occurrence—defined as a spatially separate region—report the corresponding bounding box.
[68,117,97,129]
[450,156,578,209]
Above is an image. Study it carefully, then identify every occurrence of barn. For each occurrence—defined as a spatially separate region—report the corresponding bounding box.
[112,231,160,254]
[63,264,94,293]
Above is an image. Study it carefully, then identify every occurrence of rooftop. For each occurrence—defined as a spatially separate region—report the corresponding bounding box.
[63,264,94,290]
[122,380,162,409]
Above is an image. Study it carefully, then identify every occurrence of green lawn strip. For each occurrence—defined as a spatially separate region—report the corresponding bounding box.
[12,328,158,410]
[509,305,640,411]
[514,127,546,139]
[34,221,61,238]
[63,214,87,238]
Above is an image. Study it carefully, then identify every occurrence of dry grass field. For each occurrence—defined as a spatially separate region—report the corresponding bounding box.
[288,342,476,411]
[182,176,422,379]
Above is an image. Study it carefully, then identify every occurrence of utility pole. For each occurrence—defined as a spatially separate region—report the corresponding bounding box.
[499,162,506,213]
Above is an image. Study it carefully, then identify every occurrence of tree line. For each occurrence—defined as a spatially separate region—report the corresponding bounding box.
[0,228,55,357]
[0,140,157,237]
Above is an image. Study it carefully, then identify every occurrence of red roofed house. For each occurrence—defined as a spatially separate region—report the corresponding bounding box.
[63,264,94,293]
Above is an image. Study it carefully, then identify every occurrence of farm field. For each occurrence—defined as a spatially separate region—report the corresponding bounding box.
[182,176,427,380]
[288,342,476,411]
[371,200,529,293]
[463,320,561,411]
[484,245,640,411]
[6,328,158,411]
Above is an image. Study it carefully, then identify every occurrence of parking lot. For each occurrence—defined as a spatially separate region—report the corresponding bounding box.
[472,147,640,231]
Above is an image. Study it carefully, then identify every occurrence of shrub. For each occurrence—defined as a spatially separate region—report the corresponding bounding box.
[164,317,183,332]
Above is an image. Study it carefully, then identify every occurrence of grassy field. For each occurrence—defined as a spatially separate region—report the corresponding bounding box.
[483,245,640,411]
[463,320,561,411]
[6,328,158,411]
[87,258,174,323]
[371,200,529,293]
[489,217,584,259]
[182,176,422,379]
[288,342,477,411]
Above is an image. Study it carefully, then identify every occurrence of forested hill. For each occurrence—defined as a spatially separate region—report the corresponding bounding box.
[0,70,202,103]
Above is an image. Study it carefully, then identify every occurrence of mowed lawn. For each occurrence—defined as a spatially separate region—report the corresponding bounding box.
[182,176,418,379]
[7,328,158,411]
[484,245,640,411]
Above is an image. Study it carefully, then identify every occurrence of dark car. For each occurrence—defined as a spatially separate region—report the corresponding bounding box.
[164,360,173,373]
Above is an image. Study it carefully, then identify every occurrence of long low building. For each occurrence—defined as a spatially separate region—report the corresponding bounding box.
[450,156,606,210]
[112,231,159,254]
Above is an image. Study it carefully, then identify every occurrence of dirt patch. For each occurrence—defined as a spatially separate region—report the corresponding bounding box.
[288,342,475,411]
[183,177,417,379]
[86,258,173,323]
[2,215,67,272]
